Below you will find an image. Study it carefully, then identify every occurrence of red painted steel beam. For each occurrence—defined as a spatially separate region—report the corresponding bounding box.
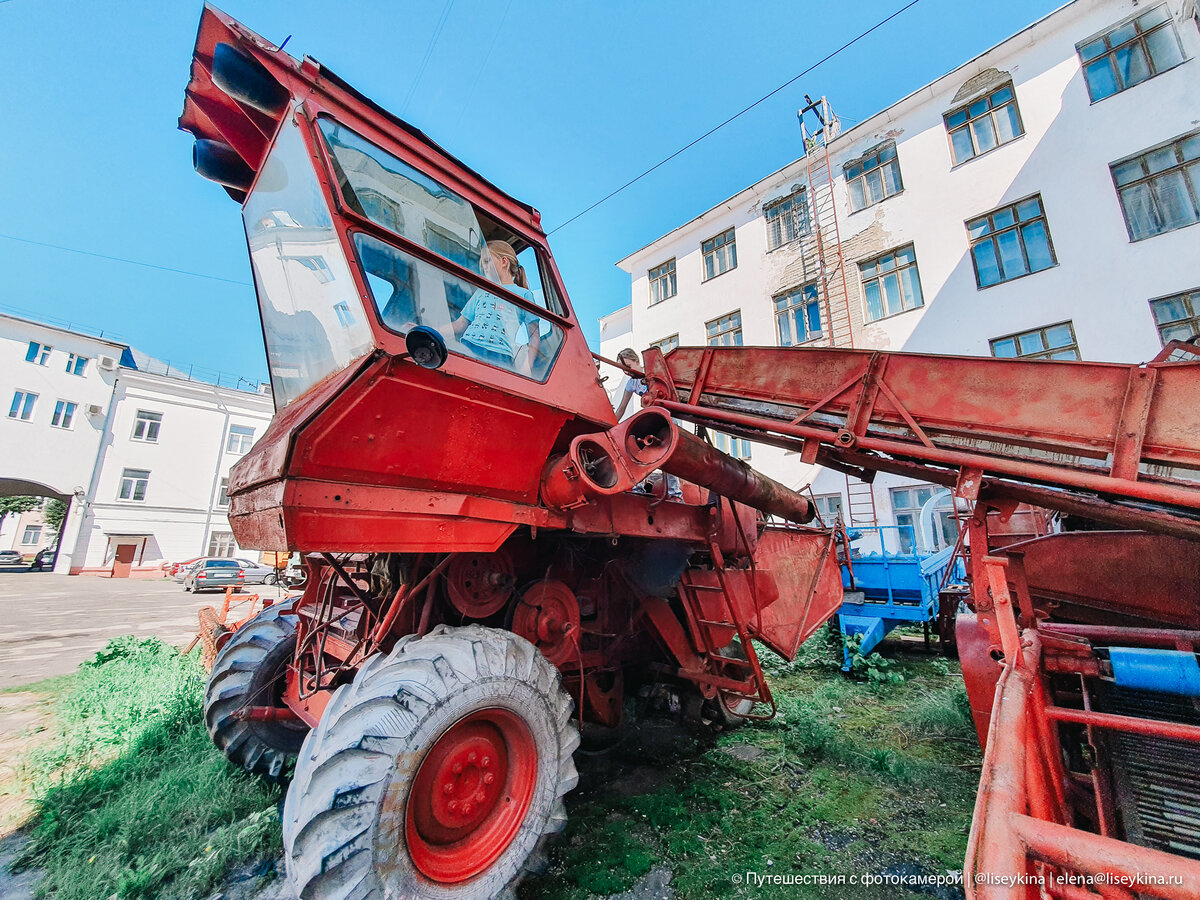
[1013,814,1200,900]
[1045,706,1200,743]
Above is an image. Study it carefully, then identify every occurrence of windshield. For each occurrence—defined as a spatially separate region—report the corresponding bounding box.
[242,113,375,407]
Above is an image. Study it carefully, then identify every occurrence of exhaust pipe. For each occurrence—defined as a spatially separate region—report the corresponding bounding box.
[542,408,813,524]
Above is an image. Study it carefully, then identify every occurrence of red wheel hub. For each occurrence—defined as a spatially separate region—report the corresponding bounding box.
[406,709,537,883]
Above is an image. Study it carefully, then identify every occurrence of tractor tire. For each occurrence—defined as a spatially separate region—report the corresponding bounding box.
[204,599,305,778]
[283,624,579,900]
[708,639,755,730]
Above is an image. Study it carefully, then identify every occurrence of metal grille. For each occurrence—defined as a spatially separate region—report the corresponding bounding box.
[1097,683,1200,860]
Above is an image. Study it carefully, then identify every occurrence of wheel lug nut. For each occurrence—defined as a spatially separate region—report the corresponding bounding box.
[467,751,477,764]
[481,756,491,768]
[483,772,495,785]
[462,802,473,815]
[443,782,454,794]
[448,800,458,812]
[475,790,485,802]
[452,762,463,774]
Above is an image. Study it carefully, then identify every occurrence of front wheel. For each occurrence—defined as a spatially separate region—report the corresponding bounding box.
[283,624,579,900]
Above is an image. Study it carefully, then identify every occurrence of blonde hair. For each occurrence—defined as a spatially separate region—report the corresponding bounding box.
[487,240,528,289]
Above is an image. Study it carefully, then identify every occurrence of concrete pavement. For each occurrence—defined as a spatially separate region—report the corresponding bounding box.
[0,571,289,688]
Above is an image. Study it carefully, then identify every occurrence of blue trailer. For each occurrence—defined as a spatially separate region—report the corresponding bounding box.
[838,525,966,669]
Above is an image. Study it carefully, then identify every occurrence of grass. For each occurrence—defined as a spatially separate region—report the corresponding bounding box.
[521,629,981,899]
[11,635,284,900]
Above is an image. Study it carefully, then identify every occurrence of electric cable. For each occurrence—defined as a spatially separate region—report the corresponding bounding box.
[546,0,922,235]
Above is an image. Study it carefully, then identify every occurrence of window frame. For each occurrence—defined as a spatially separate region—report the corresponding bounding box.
[1077,5,1188,103]
[25,342,51,366]
[207,531,237,557]
[218,478,230,508]
[118,468,150,503]
[1110,129,1200,242]
[701,228,737,282]
[944,85,1025,166]
[131,410,163,443]
[966,194,1058,289]
[764,188,809,250]
[858,244,925,322]
[890,483,958,554]
[648,258,677,305]
[844,143,904,211]
[989,321,1081,361]
[811,493,844,525]
[50,399,77,430]
[1149,287,1200,345]
[774,283,823,345]
[8,390,37,422]
[711,431,752,460]
[705,311,743,347]
[21,525,43,546]
[226,424,256,455]
[652,334,679,354]
[65,353,88,376]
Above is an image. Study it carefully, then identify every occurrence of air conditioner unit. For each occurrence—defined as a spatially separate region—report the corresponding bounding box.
[86,404,104,417]
[97,356,118,371]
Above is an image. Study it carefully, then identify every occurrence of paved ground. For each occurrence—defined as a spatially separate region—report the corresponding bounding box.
[0,570,289,688]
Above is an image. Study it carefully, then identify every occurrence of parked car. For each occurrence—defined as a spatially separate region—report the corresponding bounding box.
[0,550,24,566]
[29,548,55,570]
[170,557,204,581]
[183,559,245,593]
[236,558,278,585]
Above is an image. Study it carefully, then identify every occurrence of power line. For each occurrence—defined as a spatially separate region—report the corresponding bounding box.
[402,0,457,114]
[452,0,514,130]
[547,0,921,235]
[0,233,252,286]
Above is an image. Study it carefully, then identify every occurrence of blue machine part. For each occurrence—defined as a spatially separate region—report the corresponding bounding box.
[837,525,966,670]
[1108,647,1200,697]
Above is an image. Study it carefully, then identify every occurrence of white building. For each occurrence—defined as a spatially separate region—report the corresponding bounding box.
[613,0,1200,552]
[63,369,275,576]
[2,312,275,575]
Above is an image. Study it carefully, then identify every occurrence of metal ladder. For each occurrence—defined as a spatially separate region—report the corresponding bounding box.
[845,474,879,527]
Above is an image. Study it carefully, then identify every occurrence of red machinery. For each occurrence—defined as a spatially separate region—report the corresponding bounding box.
[182,8,1200,898]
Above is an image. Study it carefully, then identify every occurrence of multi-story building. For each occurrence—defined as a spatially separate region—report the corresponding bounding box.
[613,0,1200,551]
[1,312,275,575]
[64,369,274,576]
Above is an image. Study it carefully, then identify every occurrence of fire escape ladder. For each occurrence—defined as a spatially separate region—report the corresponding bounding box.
[845,475,879,527]
[801,96,855,350]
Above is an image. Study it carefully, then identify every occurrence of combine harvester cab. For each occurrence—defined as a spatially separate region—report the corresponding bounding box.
[181,8,842,899]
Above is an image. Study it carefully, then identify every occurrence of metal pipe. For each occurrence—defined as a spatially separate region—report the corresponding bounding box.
[655,398,1200,513]
[1040,623,1200,648]
[1045,706,1200,743]
[1012,813,1200,900]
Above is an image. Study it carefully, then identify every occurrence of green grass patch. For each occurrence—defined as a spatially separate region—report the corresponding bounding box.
[522,633,980,900]
[13,636,283,900]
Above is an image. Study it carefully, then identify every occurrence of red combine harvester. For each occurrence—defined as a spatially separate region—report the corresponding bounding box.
[182,8,1200,898]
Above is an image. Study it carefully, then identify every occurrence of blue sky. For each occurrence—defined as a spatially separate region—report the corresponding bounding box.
[0,0,1062,385]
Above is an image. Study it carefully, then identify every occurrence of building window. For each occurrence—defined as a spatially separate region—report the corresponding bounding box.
[990,322,1080,360]
[118,468,150,502]
[1078,6,1186,103]
[705,311,743,347]
[701,228,737,281]
[8,390,37,421]
[945,86,1023,165]
[652,334,679,354]
[845,143,903,210]
[775,284,822,345]
[21,525,42,546]
[649,259,677,305]
[1150,288,1200,344]
[859,245,924,321]
[764,189,809,250]
[333,302,356,328]
[208,531,236,557]
[65,353,88,376]
[812,494,844,524]
[132,410,162,443]
[712,432,751,460]
[891,484,958,554]
[227,424,255,454]
[218,478,230,507]
[967,196,1056,288]
[25,342,51,365]
[50,400,77,429]
[1112,131,1200,241]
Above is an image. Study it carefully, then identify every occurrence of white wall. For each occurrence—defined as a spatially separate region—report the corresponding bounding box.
[613,0,1200,520]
